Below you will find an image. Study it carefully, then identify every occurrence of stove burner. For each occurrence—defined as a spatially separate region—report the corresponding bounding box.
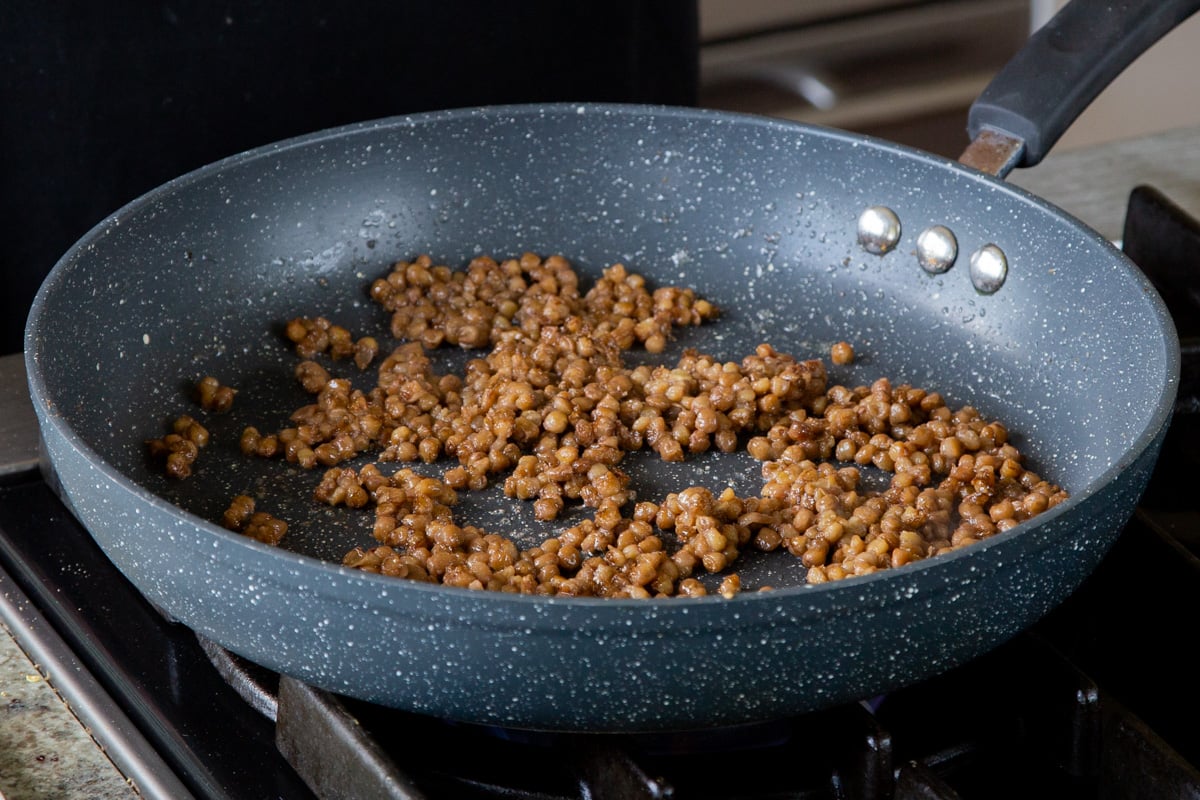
[1122,185,1200,430]
[195,598,1200,800]
[1122,185,1200,346]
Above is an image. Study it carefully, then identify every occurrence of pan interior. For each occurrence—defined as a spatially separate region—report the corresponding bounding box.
[27,105,1175,593]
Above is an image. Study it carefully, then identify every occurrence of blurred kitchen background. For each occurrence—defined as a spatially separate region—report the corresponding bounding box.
[698,0,1200,157]
[5,0,1200,356]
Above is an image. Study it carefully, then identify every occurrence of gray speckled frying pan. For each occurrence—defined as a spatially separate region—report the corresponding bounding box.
[23,1,1189,731]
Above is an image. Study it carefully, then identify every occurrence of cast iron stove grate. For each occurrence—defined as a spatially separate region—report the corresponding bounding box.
[3,185,1200,800]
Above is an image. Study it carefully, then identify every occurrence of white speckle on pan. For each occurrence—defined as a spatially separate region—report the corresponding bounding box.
[298,242,347,274]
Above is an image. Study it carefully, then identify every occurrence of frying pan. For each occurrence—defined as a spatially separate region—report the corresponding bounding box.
[24,0,1187,732]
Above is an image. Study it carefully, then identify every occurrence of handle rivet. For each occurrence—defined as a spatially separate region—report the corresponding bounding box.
[857,206,902,255]
[916,225,958,274]
[969,244,1008,293]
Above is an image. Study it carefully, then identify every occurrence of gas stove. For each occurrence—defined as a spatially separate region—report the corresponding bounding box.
[4,133,1200,800]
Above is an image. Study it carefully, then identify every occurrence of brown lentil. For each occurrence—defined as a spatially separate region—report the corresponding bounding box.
[146,414,209,478]
[830,341,855,365]
[220,252,1067,597]
[195,375,237,412]
[221,494,289,545]
[285,316,380,368]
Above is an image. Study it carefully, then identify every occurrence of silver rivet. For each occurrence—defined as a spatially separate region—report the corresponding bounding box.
[969,244,1008,293]
[857,206,901,255]
[916,225,958,274]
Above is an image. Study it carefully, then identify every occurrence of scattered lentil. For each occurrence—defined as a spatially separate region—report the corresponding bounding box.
[146,414,209,479]
[221,494,290,545]
[196,375,237,412]
[285,316,380,370]
[830,341,855,365]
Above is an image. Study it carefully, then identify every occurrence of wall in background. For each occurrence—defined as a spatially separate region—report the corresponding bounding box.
[1042,3,1200,151]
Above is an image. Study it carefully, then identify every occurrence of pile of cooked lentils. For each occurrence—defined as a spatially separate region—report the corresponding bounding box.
[150,252,1067,598]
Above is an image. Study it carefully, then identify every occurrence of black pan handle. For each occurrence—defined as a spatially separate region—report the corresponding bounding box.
[964,0,1200,176]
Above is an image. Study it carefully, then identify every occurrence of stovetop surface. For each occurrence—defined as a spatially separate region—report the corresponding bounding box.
[0,475,312,800]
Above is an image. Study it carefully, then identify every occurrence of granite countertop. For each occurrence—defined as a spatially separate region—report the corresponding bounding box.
[0,355,141,800]
[1010,124,1200,239]
[0,622,138,800]
[2,125,1200,800]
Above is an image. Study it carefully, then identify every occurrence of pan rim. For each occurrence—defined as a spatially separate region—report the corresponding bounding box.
[23,101,1182,612]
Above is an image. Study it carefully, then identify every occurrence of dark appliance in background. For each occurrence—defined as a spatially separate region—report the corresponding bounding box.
[1,0,1037,355]
[698,0,1034,158]
[0,1,699,355]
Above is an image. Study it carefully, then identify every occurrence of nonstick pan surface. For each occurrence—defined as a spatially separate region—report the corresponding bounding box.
[25,101,1177,731]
